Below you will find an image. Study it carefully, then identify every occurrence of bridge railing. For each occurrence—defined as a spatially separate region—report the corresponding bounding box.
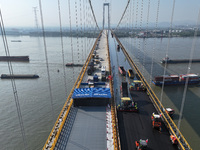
[106,31,121,150]
[111,30,192,150]
[43,30,103,150]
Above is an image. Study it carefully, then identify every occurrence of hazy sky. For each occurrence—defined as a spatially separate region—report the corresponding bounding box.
[0,0,200,28]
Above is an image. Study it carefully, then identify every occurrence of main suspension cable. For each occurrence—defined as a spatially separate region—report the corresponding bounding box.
[88,0,100,30]
[114,0,131,31]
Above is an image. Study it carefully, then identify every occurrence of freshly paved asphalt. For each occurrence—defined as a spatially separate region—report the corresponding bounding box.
[117,91,179,150]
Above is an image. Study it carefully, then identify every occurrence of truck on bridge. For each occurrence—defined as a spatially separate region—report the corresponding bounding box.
[117,82,138,112]
[118,66,126,76]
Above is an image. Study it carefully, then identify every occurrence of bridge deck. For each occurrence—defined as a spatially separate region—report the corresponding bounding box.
[53,31,112,150]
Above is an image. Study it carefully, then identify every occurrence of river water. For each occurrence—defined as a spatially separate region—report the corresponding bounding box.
[0,36,95,150]
[0,35,199,149]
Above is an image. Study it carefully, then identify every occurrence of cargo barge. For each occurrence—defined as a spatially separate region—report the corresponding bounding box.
[161,57,200,64]
[65,63,83,67]
[1,74,39,79]
[0,56,29,61]
[152,73,200,86]
[11,40,21,42]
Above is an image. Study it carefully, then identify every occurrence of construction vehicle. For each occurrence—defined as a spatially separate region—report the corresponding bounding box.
[127,69,134,79]
[170,135,178,145]
[129,80,146,91]
[135,139,148,150]
[151,112,162,129]
[117,82,138,112]
[166,108,175,117]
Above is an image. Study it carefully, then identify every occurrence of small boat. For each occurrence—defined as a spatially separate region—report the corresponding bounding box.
[65,63,83,67]
[161,57,200,64]
[11,40,21,42]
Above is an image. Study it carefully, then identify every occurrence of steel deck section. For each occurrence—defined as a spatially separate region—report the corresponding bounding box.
[58,107,107,150]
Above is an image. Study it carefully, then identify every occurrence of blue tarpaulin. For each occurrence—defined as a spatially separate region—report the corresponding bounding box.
[72,88,111,99]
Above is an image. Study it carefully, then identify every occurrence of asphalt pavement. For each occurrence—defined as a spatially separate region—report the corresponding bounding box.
[117,91,179,150]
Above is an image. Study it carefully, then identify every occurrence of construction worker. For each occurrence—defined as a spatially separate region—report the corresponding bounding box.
[170,135,178,145]
[135,102,138,109]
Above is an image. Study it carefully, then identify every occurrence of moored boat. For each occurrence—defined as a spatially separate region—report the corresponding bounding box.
[0,56,29,61]
[1,74,39,79]
[152,73,200,86]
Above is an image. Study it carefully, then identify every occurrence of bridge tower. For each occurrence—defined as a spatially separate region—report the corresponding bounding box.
[103,3,110,30]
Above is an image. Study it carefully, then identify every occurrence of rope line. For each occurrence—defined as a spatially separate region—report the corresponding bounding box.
[133,0,139,59]
[131,0,135,56]
[80,0,84,63]
[83,0,87,60]
[149,0,160,84]
[57,0,67,95]
[137,0,144,60]
[177,9,200,131]
[142,0,151,75]
[160,0,176,105]
[0,9,27,150]
[39,0,54,118]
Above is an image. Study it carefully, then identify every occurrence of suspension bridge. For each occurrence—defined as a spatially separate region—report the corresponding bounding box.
[0,0,199,150]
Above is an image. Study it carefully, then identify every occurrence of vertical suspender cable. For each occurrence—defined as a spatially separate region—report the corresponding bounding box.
[137,0,143,60]
[57,0,67,95]
[133,0,139,59]
[160,0,176,105]
[75,0,80,63]
[131,0,135,56]
[83,0,87,60]
[68,0,74,63]
[85,2,89,57]
[177,9,200,131]
[0,9,27,150]
[39,0,54,117]
[80,0,84,63]
[149,0,160,84]
[142,0,151,75]
[68,0,75,82]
